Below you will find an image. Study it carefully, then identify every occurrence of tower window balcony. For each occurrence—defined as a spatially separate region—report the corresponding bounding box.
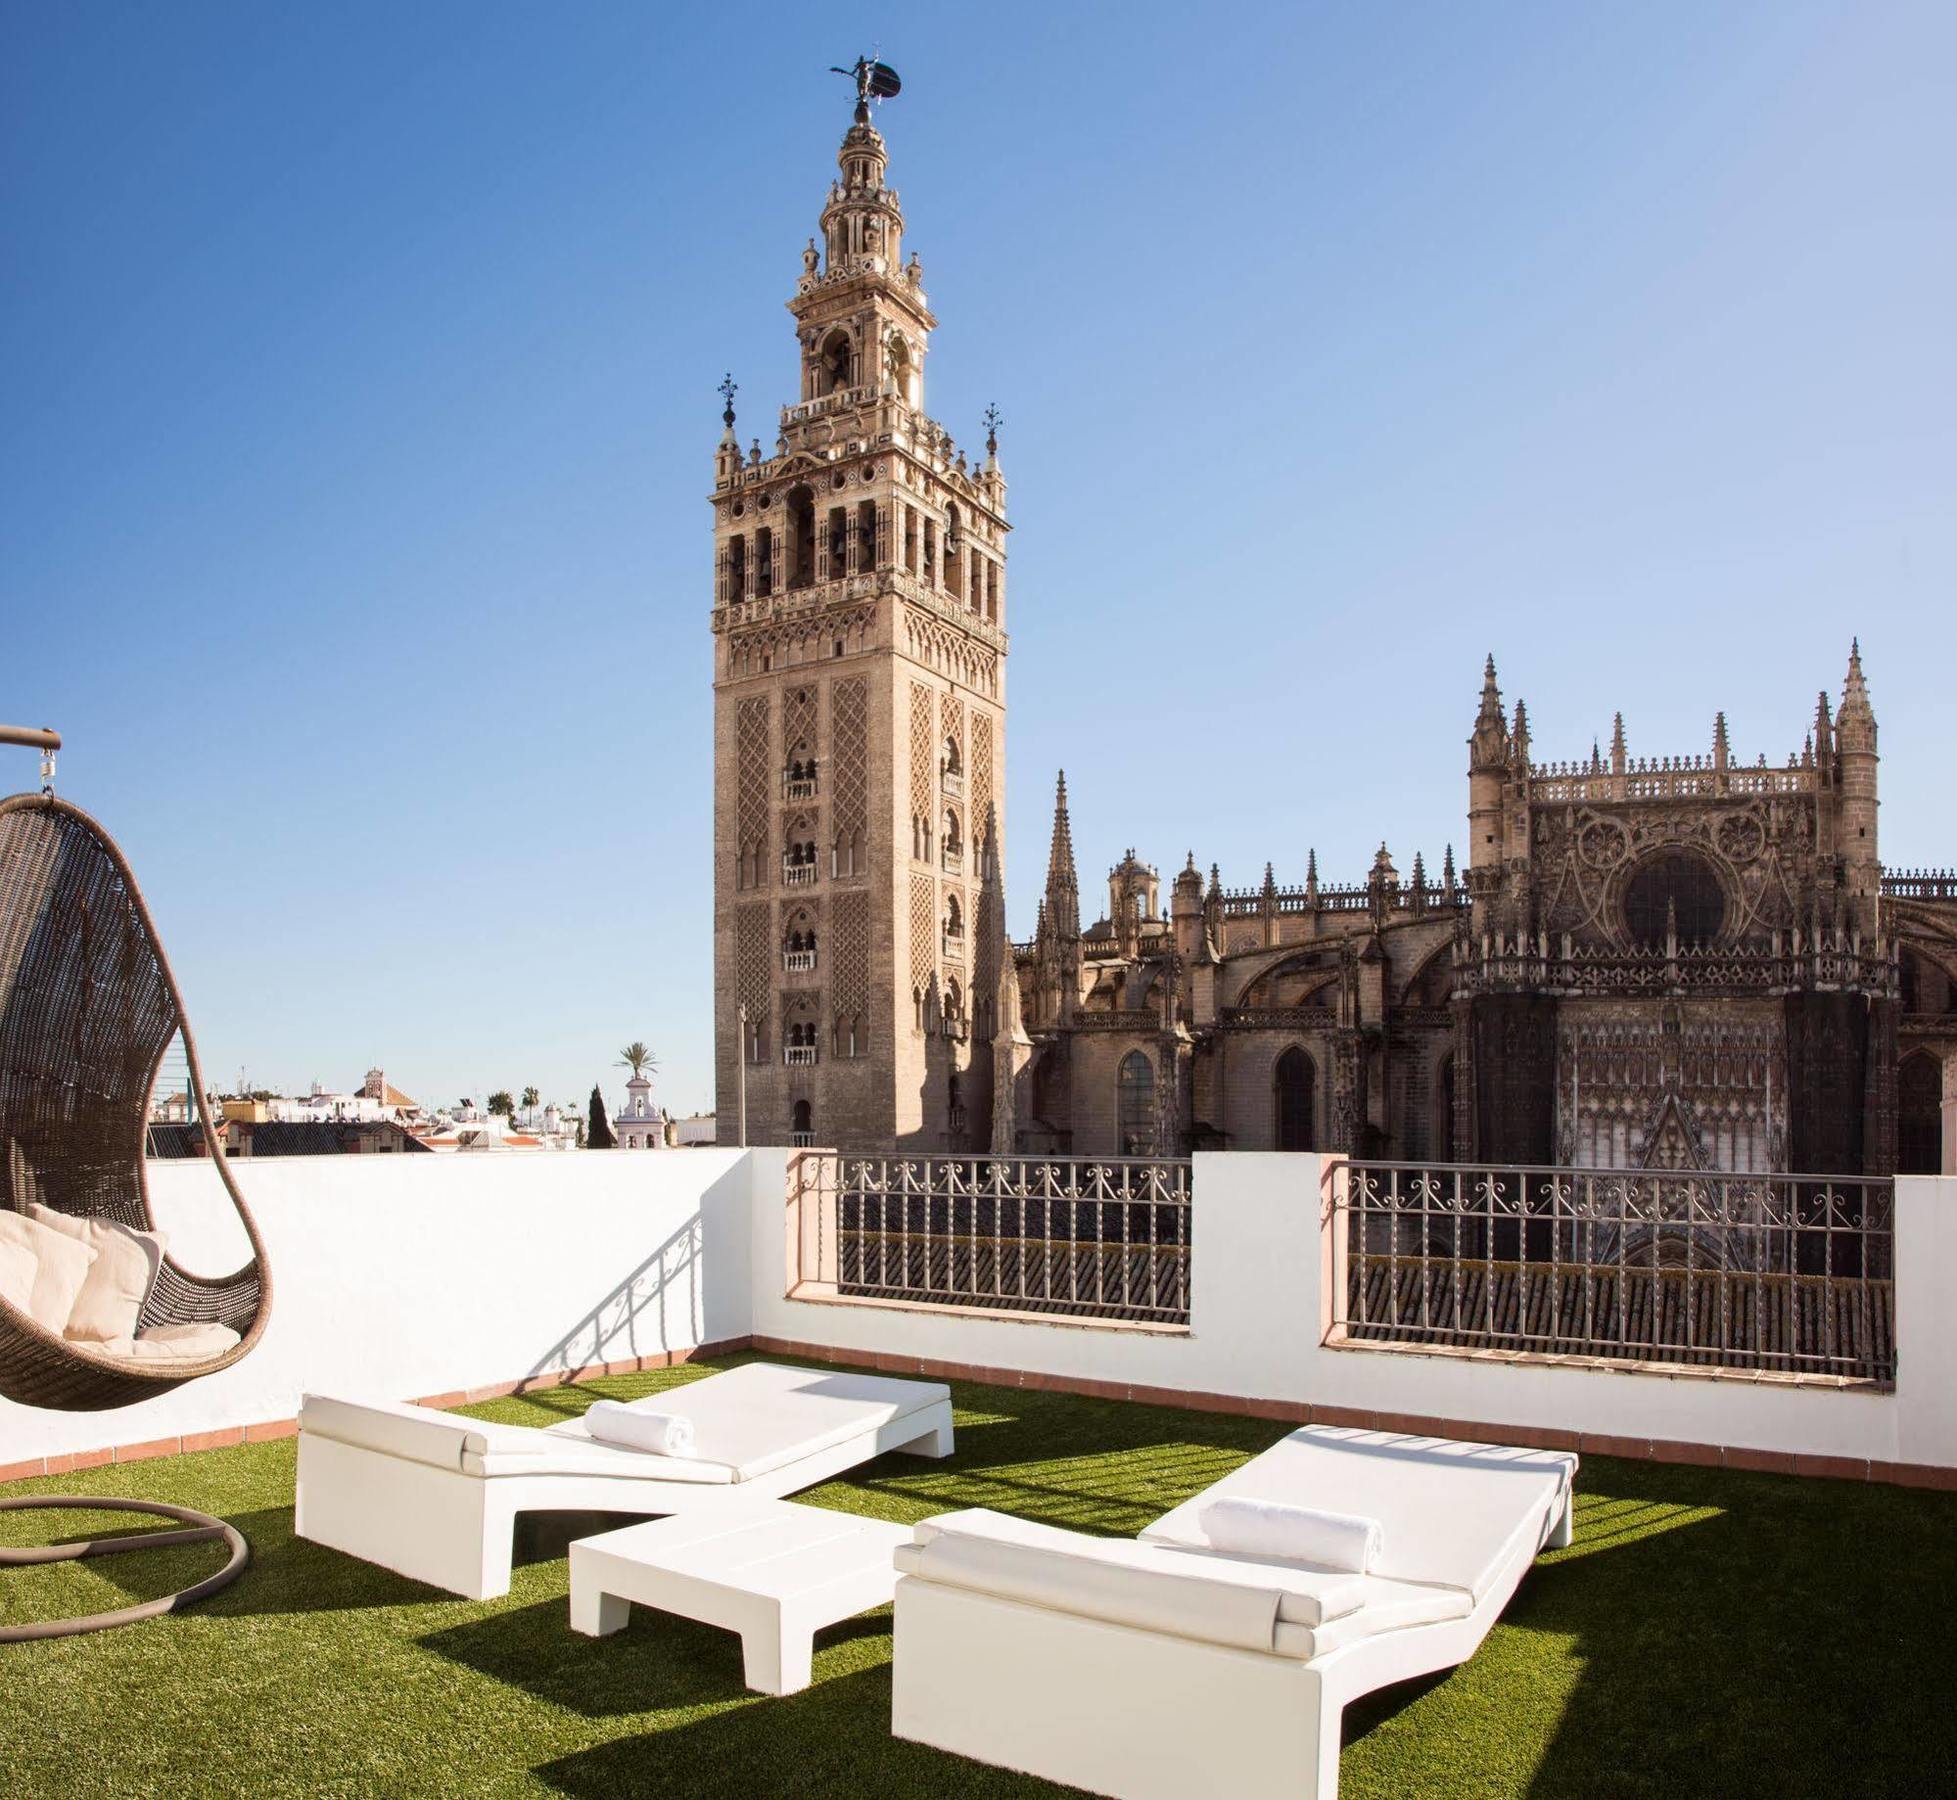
[784,772,818,801]
[941,770,963,800]
[783,863,817,887]
[783,1045,818,1067]
[783,949,817,973]
[941,849,962,876]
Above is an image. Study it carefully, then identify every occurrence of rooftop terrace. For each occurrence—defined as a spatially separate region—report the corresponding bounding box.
[4,1148,1956,1797]
[8,1352,1957,1798]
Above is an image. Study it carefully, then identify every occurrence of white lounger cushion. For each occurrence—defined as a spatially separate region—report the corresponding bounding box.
[301,1363,952,1486]
[897,1509,1390,1657]
[542,1363,950,1482]
[1144,1425,1576,1603]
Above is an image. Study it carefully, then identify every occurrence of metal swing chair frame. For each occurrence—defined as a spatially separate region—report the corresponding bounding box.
[0,724,269,1639]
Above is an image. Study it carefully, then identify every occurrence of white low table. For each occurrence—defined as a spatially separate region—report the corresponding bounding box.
[569,1500,912,1695]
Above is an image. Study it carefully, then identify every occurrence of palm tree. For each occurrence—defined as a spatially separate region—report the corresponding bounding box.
[618,1041,658,1079]
[521,1085,540,1111]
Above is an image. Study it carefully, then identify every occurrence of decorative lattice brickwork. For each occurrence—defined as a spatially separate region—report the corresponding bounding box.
[832,679,867,839]
[736,699,770,854]
[910,873,936,993]
[783,683,817,763]
[735,903,771,1021]
[909,682,934,825]
[832,889,869,1014]
[971,709,994,842]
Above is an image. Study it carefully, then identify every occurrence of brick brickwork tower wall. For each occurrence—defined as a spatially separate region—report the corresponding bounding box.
[711,93,1008,1152]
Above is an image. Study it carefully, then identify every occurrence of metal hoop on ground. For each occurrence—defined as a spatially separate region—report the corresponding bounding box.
[0,1495,250,1642]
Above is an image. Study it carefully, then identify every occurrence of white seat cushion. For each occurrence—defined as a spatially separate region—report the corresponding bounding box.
[1143,1425,1575,1602]
[898,1509,1375,1655]
[0,1209,97,1335]
[302,1363,949,1485]
[31,1205,165,1344]
[543,1362,949,1482]
[93,1323,243,1362]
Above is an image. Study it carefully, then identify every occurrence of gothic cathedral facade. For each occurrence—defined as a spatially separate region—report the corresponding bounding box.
[715,96,1957,1173]
[712,94,1009,1152]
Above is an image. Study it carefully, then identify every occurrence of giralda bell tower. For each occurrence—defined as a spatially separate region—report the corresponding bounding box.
[711,63,1011,1151]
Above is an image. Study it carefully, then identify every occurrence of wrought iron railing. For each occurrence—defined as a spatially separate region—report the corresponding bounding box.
[1328,1161,1895,1383]
[787,1153,1193,1325]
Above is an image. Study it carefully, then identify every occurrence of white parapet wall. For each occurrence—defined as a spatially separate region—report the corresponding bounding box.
[755,1151,1957,1474]
[0,1149,756,1466]
[6,1148,1953,1477]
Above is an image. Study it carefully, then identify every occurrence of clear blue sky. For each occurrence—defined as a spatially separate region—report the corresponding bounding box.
[4,2,1951,1118]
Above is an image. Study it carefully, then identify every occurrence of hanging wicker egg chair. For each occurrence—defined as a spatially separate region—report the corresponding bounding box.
[0,726,269,1636]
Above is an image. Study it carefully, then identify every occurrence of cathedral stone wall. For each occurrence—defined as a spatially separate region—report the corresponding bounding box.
[706,101,1953,1173]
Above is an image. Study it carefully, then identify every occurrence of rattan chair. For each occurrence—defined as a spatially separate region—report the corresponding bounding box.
[1,726,267,1637]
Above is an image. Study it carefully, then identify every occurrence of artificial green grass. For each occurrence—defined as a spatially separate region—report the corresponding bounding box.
[3,1355,1955,1797]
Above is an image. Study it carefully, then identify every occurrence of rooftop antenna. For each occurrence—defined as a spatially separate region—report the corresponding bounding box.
[831,53,901,123]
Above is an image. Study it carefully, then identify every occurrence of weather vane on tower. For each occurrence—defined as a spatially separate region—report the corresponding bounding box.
[718,373,737,429]
[830,54,901,123]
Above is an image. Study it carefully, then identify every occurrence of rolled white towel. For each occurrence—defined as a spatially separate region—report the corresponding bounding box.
[583,1400,697,1459]
[1199,1496,1384,1574]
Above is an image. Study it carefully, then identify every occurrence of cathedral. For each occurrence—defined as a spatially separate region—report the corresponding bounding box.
[712,86,1957,1176]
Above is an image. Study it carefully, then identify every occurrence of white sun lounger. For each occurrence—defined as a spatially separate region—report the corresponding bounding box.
[890,1425,1574,1800]
[294,1361,954,1600]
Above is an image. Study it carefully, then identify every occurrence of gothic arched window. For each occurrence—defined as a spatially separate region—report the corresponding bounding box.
[1623,853,1726,949]
[1274,1047,1315,1152]
[1117,1050,1157,1157]
[1900,1053,1943,1174]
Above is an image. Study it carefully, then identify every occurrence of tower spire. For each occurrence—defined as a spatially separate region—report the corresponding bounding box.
[1470,653,1509,770]
[1044,771,1080,939]
[1838,639,1876,746]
